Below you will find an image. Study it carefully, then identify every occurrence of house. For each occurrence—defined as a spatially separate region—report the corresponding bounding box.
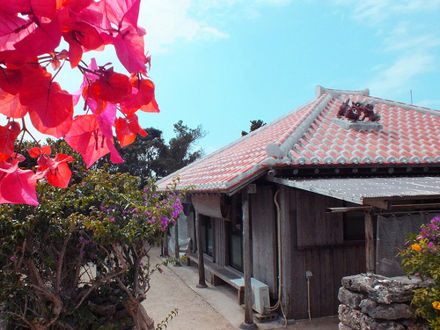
[156,86,440,324]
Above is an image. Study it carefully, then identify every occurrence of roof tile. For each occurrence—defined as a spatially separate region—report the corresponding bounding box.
[157,88,440,192]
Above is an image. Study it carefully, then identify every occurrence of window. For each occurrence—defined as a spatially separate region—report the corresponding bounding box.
[228,219,243,271]
[343,210,365,241]
[201,216,214,257]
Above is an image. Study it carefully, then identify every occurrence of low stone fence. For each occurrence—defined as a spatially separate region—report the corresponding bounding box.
[338,273,430,330]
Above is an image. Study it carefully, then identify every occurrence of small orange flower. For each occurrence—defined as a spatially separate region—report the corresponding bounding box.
[411,243,422,252]
[432,301,440,310]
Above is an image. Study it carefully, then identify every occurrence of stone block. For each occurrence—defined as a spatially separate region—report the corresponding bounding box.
[341,273,431,304]
[338,322,353,330]
[338,304,363,329]
[363,300,413,320]
[359,298,377,315]
[361,316,405,330]
[338,287,364,309]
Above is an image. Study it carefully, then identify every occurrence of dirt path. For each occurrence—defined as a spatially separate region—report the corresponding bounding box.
[142,250,235,330]
[142,248,338,330]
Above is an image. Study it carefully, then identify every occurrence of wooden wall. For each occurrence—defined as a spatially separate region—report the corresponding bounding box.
[214,217,227,267]
[250,185,277,299]
[280,186,366,319]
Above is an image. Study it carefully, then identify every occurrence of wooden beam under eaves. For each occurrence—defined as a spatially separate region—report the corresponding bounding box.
[363,199,390,210]
[326,206,373,213]
[390,202,440,211]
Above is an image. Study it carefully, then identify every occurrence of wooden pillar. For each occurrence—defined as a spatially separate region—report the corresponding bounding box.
[240,190,257,329]
[174,218,181,266]
[195,212,207,288]
[365,212,375,273]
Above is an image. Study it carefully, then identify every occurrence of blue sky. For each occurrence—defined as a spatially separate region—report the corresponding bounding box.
[133,0,440,155]
[22,0,440,156]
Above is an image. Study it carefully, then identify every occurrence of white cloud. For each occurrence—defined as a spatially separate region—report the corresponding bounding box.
[369,53,434,95]
[139,0,294,53]
[332,0,440,96]
[333,0,440,24]
[139,0,228,53]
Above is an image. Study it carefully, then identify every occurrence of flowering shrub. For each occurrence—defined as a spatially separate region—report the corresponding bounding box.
[0,0,159,205]
[400,217,440,329]
[0,150,183,329]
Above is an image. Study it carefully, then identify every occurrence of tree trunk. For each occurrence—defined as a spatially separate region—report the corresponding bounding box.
[124,299,154,330]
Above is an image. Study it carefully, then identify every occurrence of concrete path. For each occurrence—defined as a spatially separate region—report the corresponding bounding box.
[143,248,338,330]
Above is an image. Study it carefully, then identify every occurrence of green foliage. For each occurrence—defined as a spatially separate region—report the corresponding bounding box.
[0,142,184,329]
[241,119,266,136]
[399,217,440,329]
[99,120,204,179]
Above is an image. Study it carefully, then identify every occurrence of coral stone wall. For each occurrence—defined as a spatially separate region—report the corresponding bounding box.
[338,274,430,330]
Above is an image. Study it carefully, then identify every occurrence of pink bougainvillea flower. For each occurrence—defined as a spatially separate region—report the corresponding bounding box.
[0,90,29,119]
[80,0,147,73]
[114,113,146,147]
[19,64,73,129]
[0,122,21,161]
[28,108,73,138]
[121,78,159,116]
[28,145,52,158]
[88,69,132,103]
[62,21,104,68]
[65,115,122,168]
[0,155,38,206]
[36,153,75,188]
[113,26,147,73]
[0,68,22,95]
[13,18,62,58]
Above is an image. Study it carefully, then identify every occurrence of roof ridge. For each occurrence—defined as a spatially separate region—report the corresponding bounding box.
[155,110,284,187]
[264,94,332,165]
[156,96,321,189]
[316,85,370,98]
[281,94,332,156]
[362,95,440,116]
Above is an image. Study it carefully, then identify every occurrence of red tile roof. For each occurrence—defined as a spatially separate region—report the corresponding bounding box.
[157,86,440,193]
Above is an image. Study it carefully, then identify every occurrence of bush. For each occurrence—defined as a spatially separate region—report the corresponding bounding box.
[0,165,183,329]
[400,217,440,329]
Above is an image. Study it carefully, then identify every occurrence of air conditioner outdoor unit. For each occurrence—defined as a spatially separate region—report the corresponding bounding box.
[230,277,270,314]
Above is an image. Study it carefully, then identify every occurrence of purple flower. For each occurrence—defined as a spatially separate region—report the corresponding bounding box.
[9,256,15,262]
[81,182,86,186]
[110,217,115,222]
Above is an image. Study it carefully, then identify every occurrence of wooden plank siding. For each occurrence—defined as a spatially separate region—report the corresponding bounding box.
[214,217,227,267]
[296,190,344,247]
[280,186,366,319]
[250,185,277,299]
[287,245,365,319]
